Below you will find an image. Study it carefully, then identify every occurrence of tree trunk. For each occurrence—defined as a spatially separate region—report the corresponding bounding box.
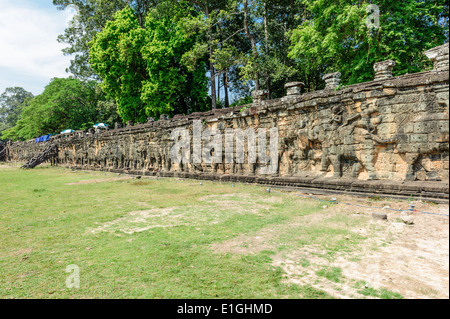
[210,55,217,109]
[243,0,259,91]
[224,71,229,108]
[217,73,220,102]
[206,6,217,109]
[264,1,271,99]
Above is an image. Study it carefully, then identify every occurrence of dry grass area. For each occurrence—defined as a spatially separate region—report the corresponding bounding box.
[66,176,133,185]
[212,192,449,299]
[1,163,448,299]
[87,186,449,298]
[88,192,281,235]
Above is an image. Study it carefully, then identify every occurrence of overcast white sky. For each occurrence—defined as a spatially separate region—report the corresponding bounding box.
[0,0,76,96]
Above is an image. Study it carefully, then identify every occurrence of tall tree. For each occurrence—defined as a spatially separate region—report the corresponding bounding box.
[238,0,306,97]
[212,45,241,108]
[141,5,209,116]
[53,0,160,80]
[0,87,33,140]
[182,0,232,109]
[89,5,209,122]
[243,0,260,91]
[2,78,118,141]
[289,0,449,86]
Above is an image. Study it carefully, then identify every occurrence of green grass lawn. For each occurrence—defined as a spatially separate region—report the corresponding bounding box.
[0,164,401,299]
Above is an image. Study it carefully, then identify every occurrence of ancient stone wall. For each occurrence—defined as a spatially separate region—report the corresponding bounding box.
[5,44,450,199]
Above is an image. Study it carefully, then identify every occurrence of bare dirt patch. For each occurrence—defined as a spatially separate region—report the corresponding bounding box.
[9,247,33,258]
[89,207,191,234]
[198,193,283,206]
[0,164,16,170]
[89,193,281,235]
[334,206,449,299]
[211,210,330,255]
[66,177,133,185]
[198,193,277,214]
[212,192,449,299]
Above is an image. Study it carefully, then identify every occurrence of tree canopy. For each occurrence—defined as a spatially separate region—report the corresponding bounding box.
[0,87,34,140]
[53,0,159,80]
[89,4,209,122]
[58,0,449,101]
[289,0,448,85]
[2,78,119,141]
[4,0,448,141]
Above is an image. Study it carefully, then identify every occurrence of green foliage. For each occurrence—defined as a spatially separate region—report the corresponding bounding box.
[2,78,118,141]
[89,6,209,122]
[235,0,309,96]
[88,7,148,122]
[289,0,448,86]
[141,8,209,117]
[230,95,253,108]
[211,44,240,74]
[53,0,159,80]
[0,87,33,140]
[47,0,449,124]
[52,0,448,121]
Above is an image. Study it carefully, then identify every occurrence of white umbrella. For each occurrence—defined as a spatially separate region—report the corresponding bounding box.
[93,123,108,128]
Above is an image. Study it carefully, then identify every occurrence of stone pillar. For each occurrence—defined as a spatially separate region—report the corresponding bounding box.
[251,90,268,104]
[284,82,305,96]
[322,72,341,90]
[114,122,122,130]
[373,60,396,80]
[424,43,449,72]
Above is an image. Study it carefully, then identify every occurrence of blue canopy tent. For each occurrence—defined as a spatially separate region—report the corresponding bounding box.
[35,134,52,143]
[61,129,75,134]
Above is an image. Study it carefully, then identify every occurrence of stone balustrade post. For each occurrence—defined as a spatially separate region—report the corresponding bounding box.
[251,90,268,105]
[424,43,449,72]
[284,82,305,96]
[322,72,341,90]
[373,60,396,80]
